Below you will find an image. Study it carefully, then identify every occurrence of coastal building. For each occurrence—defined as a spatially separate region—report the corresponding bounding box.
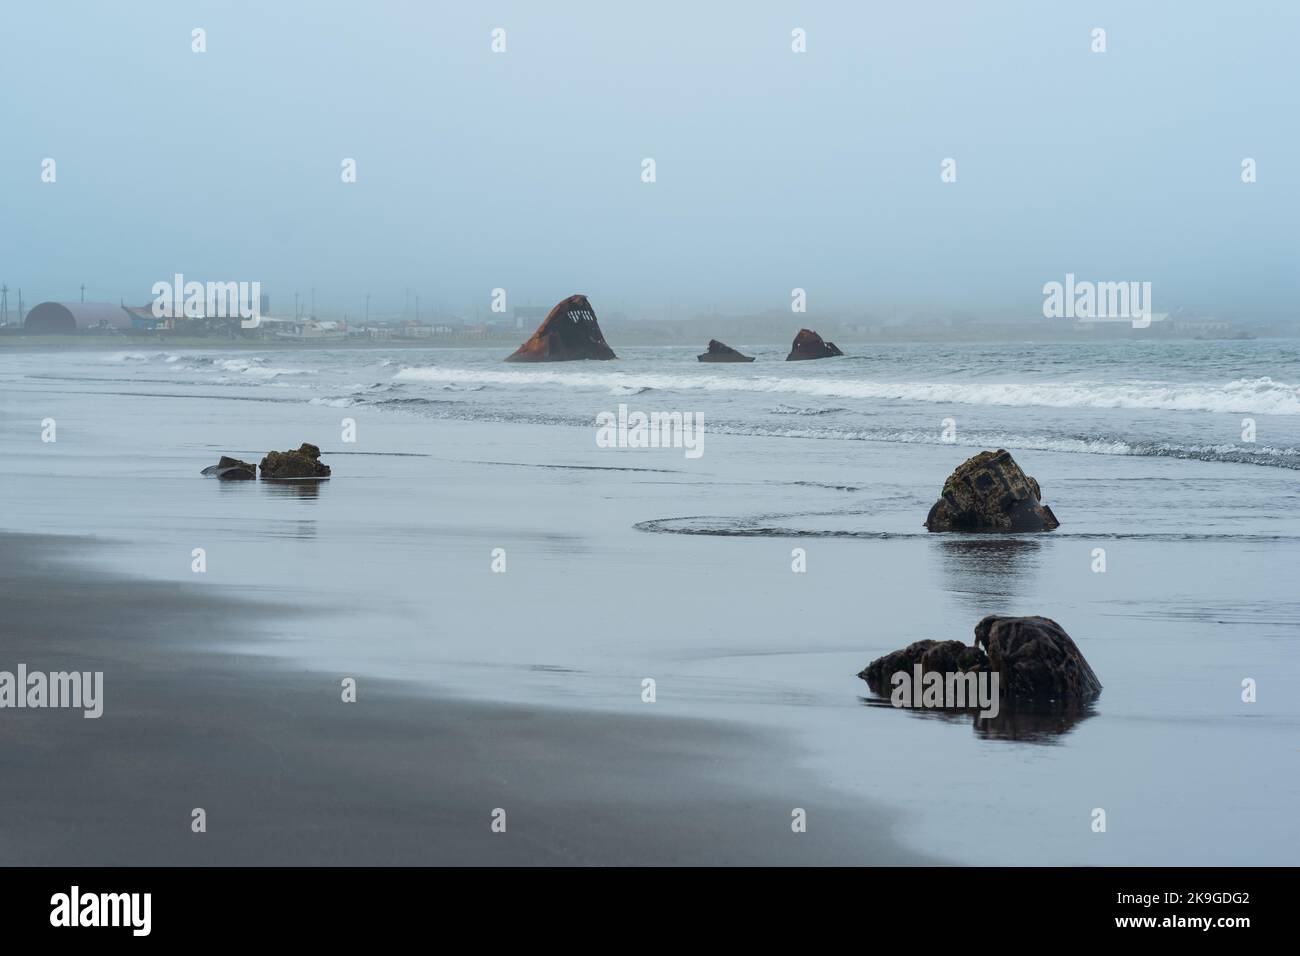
[1172,318,1230,336]
[123,305,174,331]
[512,306,547,331]
[23,301,132,333]
[392,320,433,339]
[272,318,348,340]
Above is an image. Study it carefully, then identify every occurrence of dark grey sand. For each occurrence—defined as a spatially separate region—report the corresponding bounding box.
[0,532,929,865]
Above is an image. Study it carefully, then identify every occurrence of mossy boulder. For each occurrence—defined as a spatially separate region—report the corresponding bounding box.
[924,449,1058,532]
[858,615,1101,704]
[857,639,989,696]
[259,443,331,480]
[975,615,1101,702]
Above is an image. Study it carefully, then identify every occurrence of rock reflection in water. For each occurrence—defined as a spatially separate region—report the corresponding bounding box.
[261,479,327,500]
[934,536,1043,615]
[862,695,1096,742]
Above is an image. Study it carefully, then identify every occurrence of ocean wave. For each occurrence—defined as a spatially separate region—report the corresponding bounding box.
[101,351,185,364]
[634,515,1300,541]
[373,396,456,408]
[309,396,362,407]
[363,391,1300,469]
[706,424,1300,469]
[392,366,1300,415]
[770,403,847,416]
[216,358,311,379]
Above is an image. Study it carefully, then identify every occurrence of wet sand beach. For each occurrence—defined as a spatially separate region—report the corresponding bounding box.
[1,345,1297,865]
[0,531,928,865]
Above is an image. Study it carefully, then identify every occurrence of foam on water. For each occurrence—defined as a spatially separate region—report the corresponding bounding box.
[217,358,313,378]
[24,341,1300,471]
[393,366,1300,415]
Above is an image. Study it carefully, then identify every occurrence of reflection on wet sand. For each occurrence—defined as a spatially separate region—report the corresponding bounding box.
[934,536,1043,615]
[261,480,325,537]
[862,695,1096,743]
[260,479,328,500]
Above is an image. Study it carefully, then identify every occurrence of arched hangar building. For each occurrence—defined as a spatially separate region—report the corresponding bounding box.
[23,302,133,333]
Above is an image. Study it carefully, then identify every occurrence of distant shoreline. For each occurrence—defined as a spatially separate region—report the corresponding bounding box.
[0,334,518,351]
[0,330,1287,351]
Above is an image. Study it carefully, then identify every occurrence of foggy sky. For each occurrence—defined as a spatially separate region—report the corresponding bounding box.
[2,1,1297,320]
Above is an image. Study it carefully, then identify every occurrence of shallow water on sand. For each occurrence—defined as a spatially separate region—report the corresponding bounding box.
[1,345,1297,864]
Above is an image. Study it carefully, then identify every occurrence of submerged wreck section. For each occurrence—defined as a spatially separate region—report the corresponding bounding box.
[785,328,843,361]
[697,339,754,363]
[505,294,617,362]
[200,456,257,480]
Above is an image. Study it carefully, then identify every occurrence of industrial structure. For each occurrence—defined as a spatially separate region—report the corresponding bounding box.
[22,302,133,333]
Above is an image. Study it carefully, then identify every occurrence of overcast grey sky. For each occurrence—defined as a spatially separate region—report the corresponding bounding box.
[2,1,1296,320]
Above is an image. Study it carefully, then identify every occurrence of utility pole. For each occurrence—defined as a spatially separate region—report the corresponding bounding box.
[310,286,315,320]
[365,292,370,325]
[416,294,420,323]
[294,291,299,320]
[1,284,8,325]
[80,284,85,302]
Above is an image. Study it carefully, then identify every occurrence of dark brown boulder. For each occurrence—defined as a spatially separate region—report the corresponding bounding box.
[975,615,1101,702]
[858,615,1101,704]
[259,443,331,480]
[785,329,843,361]
[200,455,257,480]
[857,639,989,698]
[924,449,1059,532]
[505,294,617,362]
[697,339,754,363]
